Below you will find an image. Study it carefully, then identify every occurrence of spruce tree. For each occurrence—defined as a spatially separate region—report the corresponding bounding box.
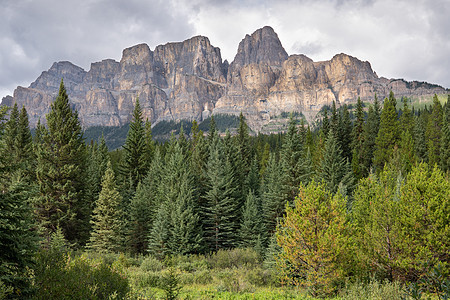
[239,190,264,249]
[352,97,366,179]
[441,98,450,172]
[120,98,148,191]
[414,114,428,162]
[337,104,352,162]
[261,153,286,234]
[35,80,88,245]
[317,131,354,195]
[373,92,400,172]
[129,149,163,254]
[203,136,238,250]
[0,177,37,297]
[426,95,443,166]
[88,161,125,253]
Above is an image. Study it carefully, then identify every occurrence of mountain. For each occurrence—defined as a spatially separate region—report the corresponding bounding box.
[2,26,447,132]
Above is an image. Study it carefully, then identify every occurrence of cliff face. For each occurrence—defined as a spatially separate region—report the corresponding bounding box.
[3,26,447,131]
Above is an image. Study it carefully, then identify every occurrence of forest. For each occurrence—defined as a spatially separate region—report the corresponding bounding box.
[0,80,448,299]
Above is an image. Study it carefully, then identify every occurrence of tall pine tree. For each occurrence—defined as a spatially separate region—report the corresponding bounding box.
[35,80,88,245]
[88,161,125,253]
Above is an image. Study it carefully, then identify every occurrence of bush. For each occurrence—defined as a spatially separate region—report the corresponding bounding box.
[216,269,254,293]
[339,279,405,300]
[140,256,164,272]
[131,270,161,288]
[33,250,129,300]
[207,248,260,269]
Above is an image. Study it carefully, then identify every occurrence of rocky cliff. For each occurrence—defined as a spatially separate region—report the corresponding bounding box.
[3,26,447,131]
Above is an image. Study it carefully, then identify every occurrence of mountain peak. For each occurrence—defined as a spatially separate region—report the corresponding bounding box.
[231,26,288,67]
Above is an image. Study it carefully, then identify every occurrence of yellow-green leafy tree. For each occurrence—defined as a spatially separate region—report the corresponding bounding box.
[276,180,351,297]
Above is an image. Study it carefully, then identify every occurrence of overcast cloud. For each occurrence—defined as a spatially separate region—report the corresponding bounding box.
[1,0,449,99]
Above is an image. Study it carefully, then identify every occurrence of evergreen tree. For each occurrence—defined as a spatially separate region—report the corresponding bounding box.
[0,178,37,298]
[88,161,125,253]
[35,80,88,245]
[129,149,163,254]
[441,98,450,172]
[245,155,261,196]
[276,181,350,297]
[317,131,354,195]
[337,104,352,162]
[414,114,428,162]
[361,95,381,173]
[86,136,109,210]
[148,203,170,259]
[321,108,330,138]
[119,98,148,191]
[280,115,311,203]
[148,143,203,255]
[261,153,286,234]
[426,95,443,166]
[373,92,400,172]
[203,136,238,250]
[352,97,366,179]
[330,101,338,135]
[239,190,264,249]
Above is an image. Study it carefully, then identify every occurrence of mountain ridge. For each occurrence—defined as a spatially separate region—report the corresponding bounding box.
[2,26,448,131]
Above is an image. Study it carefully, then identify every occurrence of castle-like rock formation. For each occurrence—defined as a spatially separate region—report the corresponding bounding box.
[3,26,447,131]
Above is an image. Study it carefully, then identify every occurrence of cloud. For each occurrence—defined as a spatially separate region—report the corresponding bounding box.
[1,0,449,100]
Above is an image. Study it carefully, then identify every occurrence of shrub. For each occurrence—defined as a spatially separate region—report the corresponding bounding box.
[207,248,260,269]
[140,256,164,272]
[131,270,160,288]
[216,269,254,294]
[159,267,182,300]
[33,250,129,299]
[339,279,405,300]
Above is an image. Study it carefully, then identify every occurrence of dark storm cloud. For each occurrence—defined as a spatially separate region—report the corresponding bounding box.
[1,0,449,99]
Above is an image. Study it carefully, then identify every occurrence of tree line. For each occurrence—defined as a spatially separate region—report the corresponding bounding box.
[0,80,448,297]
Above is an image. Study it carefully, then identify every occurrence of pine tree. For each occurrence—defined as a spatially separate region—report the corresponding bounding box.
[373,92,400,172]
[148,143,203,255]
[276,180,350,297]
[120,98,148,191]
[203,136,238,250]
[86,135,109,210]
[0,178,37,297]
[239,190,264,249]
[338,104,352,162]
[261,153,286,234]
[321,108,330,138]
[317,131,354,195]
[35,80,88,245]
[426,95,443,166]
[361,95,381,173]
[352,97,366,179]
[88,161,125,253]
[129,149,163,254]
[280,115,311,202]
[441,98,450,172]
[414,114,428,162]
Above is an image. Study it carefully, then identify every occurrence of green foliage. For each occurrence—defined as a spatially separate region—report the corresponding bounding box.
[339,279,405,300]
[276,180,350,297]
[317,131,354,195]
[33,250,129,300]
[35,80,89,245]
[426,94,443,166]
[0,178,37,298]
[373,92,400,172]
[239,190,264,250]
[203,135,239,251]
[87,161,125,253]
[207,248,261,270]
[119,98,148,191]
[441,97,450,172]
[83,123,129,150]
[159,267,182,300]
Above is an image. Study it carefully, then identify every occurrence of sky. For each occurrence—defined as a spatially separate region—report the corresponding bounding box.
[1,0,449,99]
